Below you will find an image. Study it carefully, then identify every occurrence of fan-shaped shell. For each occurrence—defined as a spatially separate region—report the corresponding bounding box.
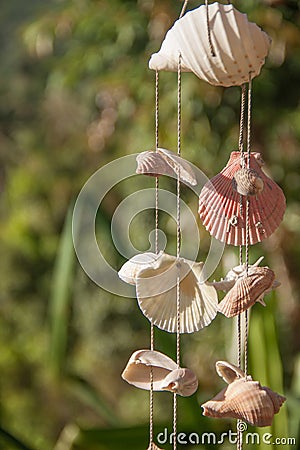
[216,361,246,384]
[232,168,264,196]
[217,266,275,317]
[121,350,198,396]
[160,368,198,396]
[136,148,197,186]
[149,3,271,87]
[201,377,286,427]
[118,252,161,285]
[135,252,218,333]
[198,152,286,246]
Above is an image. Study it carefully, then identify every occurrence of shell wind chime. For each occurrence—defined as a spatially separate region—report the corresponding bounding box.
[117,1,286,449]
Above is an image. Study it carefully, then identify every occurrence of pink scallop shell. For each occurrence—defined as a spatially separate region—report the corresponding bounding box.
[198,152,286,246]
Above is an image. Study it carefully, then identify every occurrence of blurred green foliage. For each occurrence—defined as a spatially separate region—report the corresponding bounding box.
[0,0,300,449]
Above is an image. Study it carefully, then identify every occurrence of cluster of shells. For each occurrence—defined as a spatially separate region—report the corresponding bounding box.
[117,0,286,444]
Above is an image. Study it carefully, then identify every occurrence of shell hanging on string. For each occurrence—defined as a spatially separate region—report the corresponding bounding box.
[121,350,198,396]
[215,360,246,384]
[147,444,163,450]
[136,148,197,186]
[201,377,286,427]
[198,152,286,246]
[232,168,264,196]
[124,251,218,333]
[149,2,271,87]
[217,266,275,318]
[209,256,280,293]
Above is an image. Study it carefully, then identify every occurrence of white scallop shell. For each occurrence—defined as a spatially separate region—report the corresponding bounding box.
[149,2,271,87]
[118,252,161,285]
[136,252,218,333]
[136,148,197,186]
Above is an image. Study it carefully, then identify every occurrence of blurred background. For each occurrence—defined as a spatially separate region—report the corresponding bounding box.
[0,0,300,449]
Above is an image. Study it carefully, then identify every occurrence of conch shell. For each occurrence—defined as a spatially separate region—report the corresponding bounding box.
[209,256,280,293]
[217,266,275,318]
[136,148,197,186]
[232,168,264,196]
[202,375,286,427]
[215,360,246,384]
[121,350,198,397]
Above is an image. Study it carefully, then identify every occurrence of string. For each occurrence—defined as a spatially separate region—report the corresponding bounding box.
[149,70,160,450]
[173,52,182,450]
[244,75,253,376]
[236,83,247,450]
[179,0,189,18]
[205,0,216,57]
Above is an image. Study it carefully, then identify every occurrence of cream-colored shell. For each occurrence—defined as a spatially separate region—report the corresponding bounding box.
[136,148,197,186]
[149,2,271,87]
[233,168,264,196]
[147,444,163,450]
[217,266,275,318]
[118,252,160,285]
[135,252,218,333]
[215,361,246,384]
[121,350,198,396]
[202,377,286,427]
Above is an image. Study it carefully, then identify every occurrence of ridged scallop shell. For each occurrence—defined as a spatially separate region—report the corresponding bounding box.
[198,152,286,246]
[135,252,218,333]
[149,3,271,87]
[121,350,198,396]
[232,168,264,196]
[201,377,286,427]
[136,148,197,186]
[216,361,246,384]
[118,252,160,285]
[217,266,275,317]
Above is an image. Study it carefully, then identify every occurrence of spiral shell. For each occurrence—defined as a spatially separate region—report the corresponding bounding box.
[121,350,198,396]
[232,168,264,196]
[217,266,275,318]
[198,152,286,246]
[136,148,197,186]
[202,377,286,427]
[149,3,271,87]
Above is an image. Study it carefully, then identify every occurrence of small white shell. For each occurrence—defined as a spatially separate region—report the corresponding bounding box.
[121,350,198,396]
[121,350,177,390]
[135,252,218,333]
[136,148,197,186]
[149,3,271,87]
[147,443,163,450]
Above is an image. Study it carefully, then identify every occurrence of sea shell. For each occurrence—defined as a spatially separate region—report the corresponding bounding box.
[215,361,246,384]
[118,252,160,285]
[136,148,197,186]
[147,444,163,450]
[160,368,199,396]
[121,350,198,396]
[149,3,271,87]
[198,152,286,246]
[201,377,286,427]
[134,252,218,333]
[217,266,275,318]
[232,168,264,196]
[209,256,280,293]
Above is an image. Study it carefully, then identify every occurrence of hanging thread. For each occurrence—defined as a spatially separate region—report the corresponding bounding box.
[205,0,216,57]
[179,0,189,18]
